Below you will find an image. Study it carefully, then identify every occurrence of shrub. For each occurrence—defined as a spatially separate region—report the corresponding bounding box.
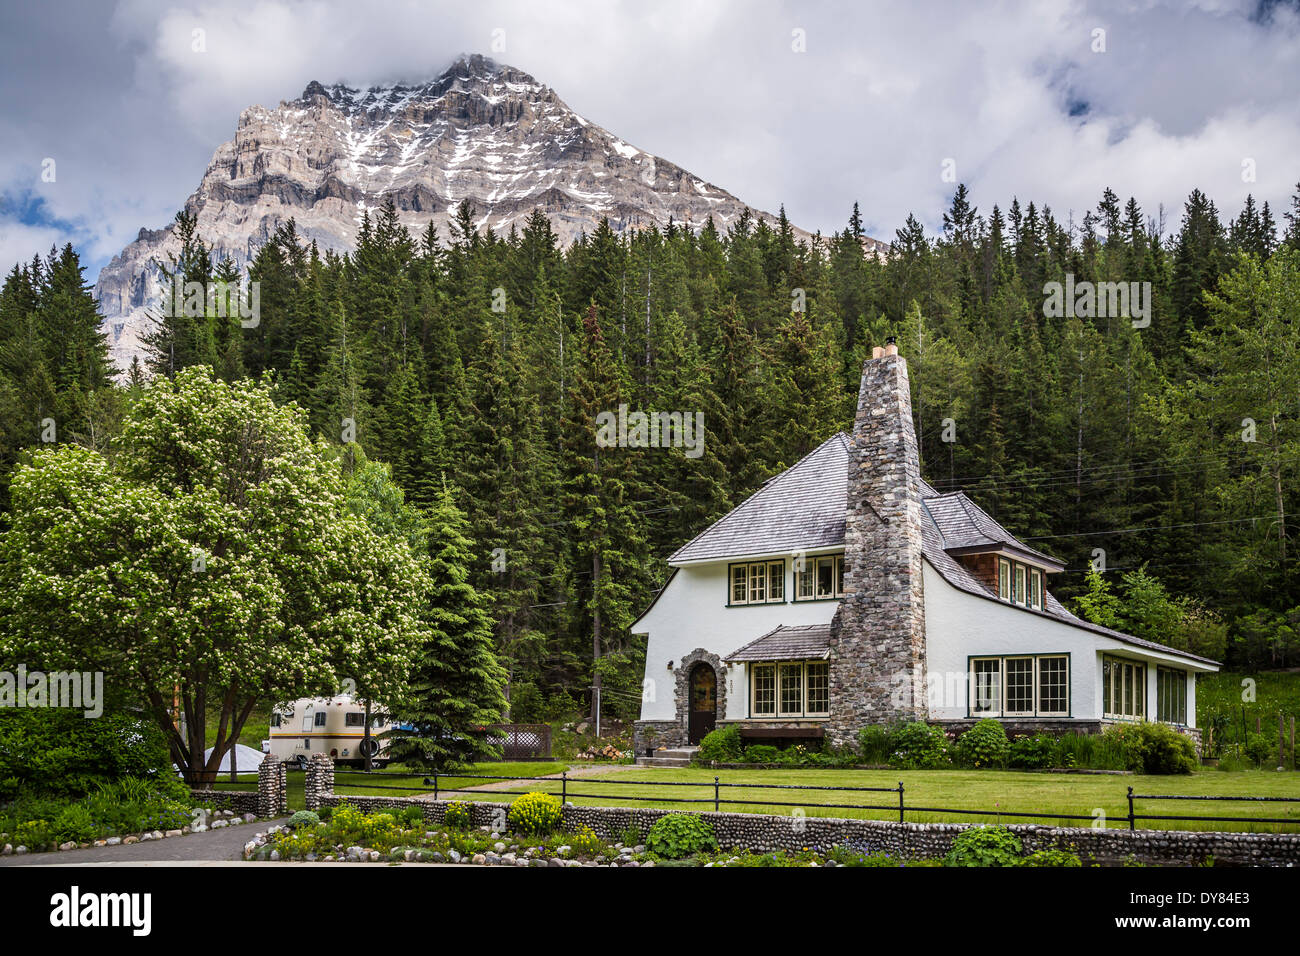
[567,823,605,857]
[287,810,320,830]
[697,725,743,763]
[742,744,780,764]
[1020,848,1082,867]
[646,813,717,859]
[508,792,562,836]
[13,818,53,851]
[1103,722,1197,774]
[0,709,174,799]
[952,719,1010,768]
[1008,733,1057,770]
[1243,733,1273,767]
[858,725,895,764]
[443,801,473,830]
[889,721,949,769]
[398,805,425,828]
[829,844,909,867]
[52,803,97,844]
[943,826,1023,867]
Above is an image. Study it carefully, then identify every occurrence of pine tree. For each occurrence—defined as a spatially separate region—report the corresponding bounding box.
[384,487,507,769]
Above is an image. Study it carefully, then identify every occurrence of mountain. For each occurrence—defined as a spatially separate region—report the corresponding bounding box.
[94,54,885,372]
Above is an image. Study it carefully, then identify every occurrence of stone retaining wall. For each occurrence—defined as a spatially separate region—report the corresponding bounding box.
[188,788,260,814]
[308,790,1300,867]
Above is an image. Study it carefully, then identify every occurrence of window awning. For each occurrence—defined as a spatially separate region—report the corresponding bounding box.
[725,624,832,663]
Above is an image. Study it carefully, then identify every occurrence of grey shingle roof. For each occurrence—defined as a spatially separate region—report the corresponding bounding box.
[922,490,1064,567]
[725,624,833,662]
[670,432,1218,667]
[669,433,849,563]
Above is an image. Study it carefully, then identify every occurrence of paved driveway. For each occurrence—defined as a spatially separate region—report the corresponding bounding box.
[0,819,287,866]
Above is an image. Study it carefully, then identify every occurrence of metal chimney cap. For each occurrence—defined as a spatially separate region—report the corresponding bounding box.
[885,335,897,345]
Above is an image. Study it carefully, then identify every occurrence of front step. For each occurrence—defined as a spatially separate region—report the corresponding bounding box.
[635,756,692,768]
[635,745,698,768]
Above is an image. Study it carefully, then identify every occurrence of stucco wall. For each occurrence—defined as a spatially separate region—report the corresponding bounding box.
[635,558,839,721]
[923,562,1211,727]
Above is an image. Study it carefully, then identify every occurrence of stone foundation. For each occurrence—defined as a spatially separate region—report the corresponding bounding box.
[633,720,686,754]
[937,719,1105,738]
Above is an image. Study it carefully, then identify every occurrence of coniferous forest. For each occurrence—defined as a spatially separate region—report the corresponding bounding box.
[3,184,1299,723]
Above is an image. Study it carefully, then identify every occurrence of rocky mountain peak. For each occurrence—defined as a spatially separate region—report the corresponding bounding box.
[94,54,879,374]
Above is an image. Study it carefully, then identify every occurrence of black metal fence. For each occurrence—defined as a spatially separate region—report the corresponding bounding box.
[326,769,1300,830]
[1126,787,1300,829]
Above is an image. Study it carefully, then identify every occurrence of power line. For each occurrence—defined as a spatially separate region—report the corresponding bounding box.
[1023,515,1278,542]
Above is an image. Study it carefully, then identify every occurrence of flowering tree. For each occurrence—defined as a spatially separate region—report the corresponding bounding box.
[0,367,428,784]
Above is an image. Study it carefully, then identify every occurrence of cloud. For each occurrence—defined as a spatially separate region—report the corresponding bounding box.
[0,0,1297,278]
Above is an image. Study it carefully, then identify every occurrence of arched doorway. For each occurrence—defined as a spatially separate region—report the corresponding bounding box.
[688,663,717,744]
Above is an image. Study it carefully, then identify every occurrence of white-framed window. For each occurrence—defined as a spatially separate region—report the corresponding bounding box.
[767,561,785,601]
[749,661,829,718]
[729,560,786,605]
[794,553,845,601]
[972,658,1001,714]
[1037,656,1069,716]
[1156,666,1186,724]
[314,711,327,728]
[752,664,776,715]
[806,662,830,715]
[968,654,1070,717]
[345,712,365,727]
[1004,657,1034,715]
[731,564,747,604]
[778,664,803,715]
[1102,656,1145,720]
[796,561,815,599]
[997,557,1046,611]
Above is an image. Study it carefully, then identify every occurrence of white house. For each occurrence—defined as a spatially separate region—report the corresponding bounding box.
[632,341,1218,754]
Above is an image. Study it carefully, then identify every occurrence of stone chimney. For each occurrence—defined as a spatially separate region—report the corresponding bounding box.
[828,341,928,741]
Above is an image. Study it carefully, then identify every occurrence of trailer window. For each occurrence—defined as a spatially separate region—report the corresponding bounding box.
[346,713,364,727]
[314,711,327,728]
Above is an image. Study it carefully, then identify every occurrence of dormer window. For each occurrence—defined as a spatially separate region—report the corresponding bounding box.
[997,557,1045,611]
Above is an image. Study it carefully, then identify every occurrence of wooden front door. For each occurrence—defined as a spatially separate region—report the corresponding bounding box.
[688,664,717,744]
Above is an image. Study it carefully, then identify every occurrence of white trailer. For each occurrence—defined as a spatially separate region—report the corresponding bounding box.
[262,695,394,769]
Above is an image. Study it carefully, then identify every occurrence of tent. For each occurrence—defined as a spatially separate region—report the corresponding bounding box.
[203,743,266,776]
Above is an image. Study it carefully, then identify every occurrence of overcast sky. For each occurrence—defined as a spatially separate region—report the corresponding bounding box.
[1,0,1298,279]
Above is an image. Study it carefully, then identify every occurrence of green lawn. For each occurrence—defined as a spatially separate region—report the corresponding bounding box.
[451,766,1300,833]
